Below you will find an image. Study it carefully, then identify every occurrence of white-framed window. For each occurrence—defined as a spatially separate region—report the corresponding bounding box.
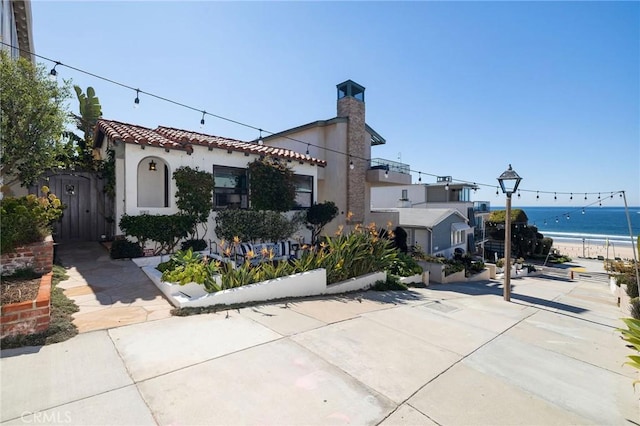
[293,174,313,209]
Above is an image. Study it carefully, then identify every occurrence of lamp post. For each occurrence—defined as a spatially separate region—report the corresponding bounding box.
[497,164,522,302]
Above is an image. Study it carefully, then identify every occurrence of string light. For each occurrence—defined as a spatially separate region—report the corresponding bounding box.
[258,129,263,145]
[200,111,206,128]
[570,192,573,200]
[582,208,585,214]
[517,189,521,199]
[349,158,354,170]
[48,61,60,81]
[134,89,140,109]
[6,41,628,205]
[418,172,422,183]
[554,192,557,201]
[445,182,449,191]
[306,144,310,155]
[385,167,389,178]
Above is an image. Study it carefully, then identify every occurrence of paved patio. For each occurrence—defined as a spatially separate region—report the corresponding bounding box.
[54,243,173,333]
[1,246,638,425]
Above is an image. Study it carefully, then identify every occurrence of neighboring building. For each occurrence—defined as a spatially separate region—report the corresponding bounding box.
[93,120,326,243]
[370,208,470,258]
[371,177,491,256]
[262,80,411,234]
[0,0,34,62]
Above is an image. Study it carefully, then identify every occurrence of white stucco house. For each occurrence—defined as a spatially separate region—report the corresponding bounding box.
[93,120,326,244]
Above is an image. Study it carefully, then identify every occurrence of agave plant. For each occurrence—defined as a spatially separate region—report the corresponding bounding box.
[617,317,640,388]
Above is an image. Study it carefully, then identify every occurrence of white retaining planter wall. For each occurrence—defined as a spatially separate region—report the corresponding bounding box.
[141,267,389,308]
[398,272,428,285]
[143,266,328,308]
[324,271,386,295]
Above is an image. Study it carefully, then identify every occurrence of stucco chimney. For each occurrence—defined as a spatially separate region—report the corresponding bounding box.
[337,80,366,223]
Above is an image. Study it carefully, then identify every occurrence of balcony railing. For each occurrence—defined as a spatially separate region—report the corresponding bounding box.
[369,158,410,174]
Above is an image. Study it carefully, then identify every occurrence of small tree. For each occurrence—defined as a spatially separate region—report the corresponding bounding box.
[0,51,71,188]
[306,201,338,245]
[173,166,214,240]
[247,157,295,211]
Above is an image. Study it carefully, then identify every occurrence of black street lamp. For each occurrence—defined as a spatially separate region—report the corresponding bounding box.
[497,164,522,301]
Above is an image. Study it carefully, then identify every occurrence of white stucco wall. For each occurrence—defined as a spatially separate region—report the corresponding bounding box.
[110,140,318,244]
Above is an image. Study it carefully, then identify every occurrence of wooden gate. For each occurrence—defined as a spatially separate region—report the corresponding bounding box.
[33,171,113,243]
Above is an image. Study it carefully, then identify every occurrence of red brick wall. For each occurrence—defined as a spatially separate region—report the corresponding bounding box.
[1,272,52,338]
[0,237,53,275]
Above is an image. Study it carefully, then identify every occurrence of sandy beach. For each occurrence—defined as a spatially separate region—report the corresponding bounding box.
[552,241,638,261]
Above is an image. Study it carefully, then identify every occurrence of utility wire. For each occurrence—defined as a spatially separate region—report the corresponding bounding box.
[1,40,628,199]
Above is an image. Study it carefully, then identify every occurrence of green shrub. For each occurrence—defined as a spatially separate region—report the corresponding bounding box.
[630,298,640,320]
[0,187,64,252]
[444,262,465,276]
[119,213,194,255]
[158,248,220,290]
[214,209,304,242]
[373,275,408,291]
[110,239,143,259]
[388,252,423,277]
[180,239,207,252]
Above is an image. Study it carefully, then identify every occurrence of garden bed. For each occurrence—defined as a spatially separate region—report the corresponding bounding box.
[141,266,389,308]
[1,272,52,338]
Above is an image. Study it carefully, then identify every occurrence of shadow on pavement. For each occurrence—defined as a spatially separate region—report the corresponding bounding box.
[54,242,165,306]
[427,280,588,314]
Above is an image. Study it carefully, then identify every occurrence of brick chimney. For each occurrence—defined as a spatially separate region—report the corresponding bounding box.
[337,80,366,223]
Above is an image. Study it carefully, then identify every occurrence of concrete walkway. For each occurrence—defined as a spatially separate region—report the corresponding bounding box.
[1,249,638,425]
[54,243,173,332]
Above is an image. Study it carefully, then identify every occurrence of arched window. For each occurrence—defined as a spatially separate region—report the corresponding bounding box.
[137,157,169,207]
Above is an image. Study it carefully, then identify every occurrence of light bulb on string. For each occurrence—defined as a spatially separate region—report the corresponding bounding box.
[385,167,389,178]
[49,61,60,81]
[349,158,354,170]
[582,208,585,215]
[200,111,206,128]
[544,220,547,225]
[598,192,601,200]
[306,144,310,155]
[570,193,573,200]
[517,190,521,199]
[555,217,559,223]
[258,129,263,145]
[554,192,557,201]
[610,192,613,199]
[445,183,449,191]
[134,89,140,109]
[566,213,570,220]
[584,193,587,200]
[536,191,539,200]
[418,172,422,183]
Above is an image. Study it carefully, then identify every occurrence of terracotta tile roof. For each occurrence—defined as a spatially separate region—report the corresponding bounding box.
[95,119,326,167]
[96,119,184,151]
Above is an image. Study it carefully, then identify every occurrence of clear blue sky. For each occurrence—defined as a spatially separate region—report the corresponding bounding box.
[32,1,639,207]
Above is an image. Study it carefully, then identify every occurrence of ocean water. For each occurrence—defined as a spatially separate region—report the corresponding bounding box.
[492,206,640,248]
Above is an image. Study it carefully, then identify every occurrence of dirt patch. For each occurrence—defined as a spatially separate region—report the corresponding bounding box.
[1,277,41,304]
